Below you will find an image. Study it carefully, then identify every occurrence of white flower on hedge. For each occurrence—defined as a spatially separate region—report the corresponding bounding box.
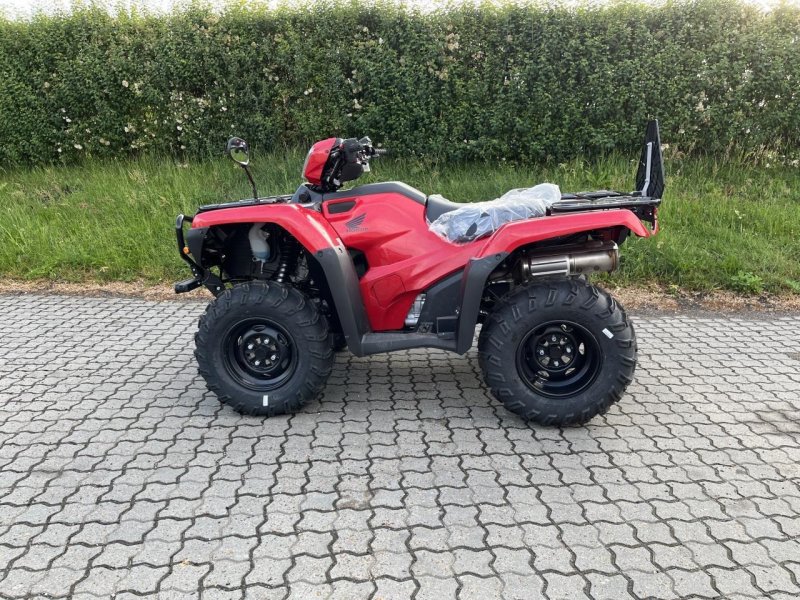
[64,117,71,123]
[304,88,313,95]
[74,143,82,150]
[177,125,183,131]
[353,99,362,109]
[44,82,50,89]
[221,106,227,111]
[122,80,129,88]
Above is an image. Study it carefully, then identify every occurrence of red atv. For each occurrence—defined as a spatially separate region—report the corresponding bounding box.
[175,122,663,426]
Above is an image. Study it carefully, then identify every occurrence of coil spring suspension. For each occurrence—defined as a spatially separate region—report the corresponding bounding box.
[274,236,300,283]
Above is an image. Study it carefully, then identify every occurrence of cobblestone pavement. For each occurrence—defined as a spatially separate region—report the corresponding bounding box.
[1,294,799,600]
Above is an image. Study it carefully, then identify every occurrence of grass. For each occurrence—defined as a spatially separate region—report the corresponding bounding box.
[0,150,799,294]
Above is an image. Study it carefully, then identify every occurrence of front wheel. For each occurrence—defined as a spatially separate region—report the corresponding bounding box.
[478,280,636,426]
[194,281,334,416]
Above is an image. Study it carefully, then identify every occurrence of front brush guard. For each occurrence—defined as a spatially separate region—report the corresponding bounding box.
[174,214,224,295]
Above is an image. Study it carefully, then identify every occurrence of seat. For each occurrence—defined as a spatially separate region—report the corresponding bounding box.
[427,184,560,243]
[425,194,462,222]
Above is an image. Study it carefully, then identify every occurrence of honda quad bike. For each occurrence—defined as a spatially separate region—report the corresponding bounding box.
[175,121,664,426]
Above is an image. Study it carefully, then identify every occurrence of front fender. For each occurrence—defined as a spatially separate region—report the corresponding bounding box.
[191,204,342,253]
[475,208,652,258]
[189,203,372,354]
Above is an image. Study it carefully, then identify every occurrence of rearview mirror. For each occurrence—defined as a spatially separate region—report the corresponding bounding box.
[226,137,250,166]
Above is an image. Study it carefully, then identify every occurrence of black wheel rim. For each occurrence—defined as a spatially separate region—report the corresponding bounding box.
[222,318,297,391]
[516,320,602,398]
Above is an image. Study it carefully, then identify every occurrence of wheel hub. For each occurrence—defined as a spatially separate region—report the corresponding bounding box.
[223,319,297,390]
[534,330,576,371]
[240,329,286,372]
[517,321,603,399]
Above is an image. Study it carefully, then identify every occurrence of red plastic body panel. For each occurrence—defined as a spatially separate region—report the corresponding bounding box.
[191,204,342,253]
[302,138,337,185]
[194,195,652,332]
[323,195,652,331]
[475,209,652,258]
[323,194,473,330]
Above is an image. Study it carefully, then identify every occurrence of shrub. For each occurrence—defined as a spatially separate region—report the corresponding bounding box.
[1,0,798,165]
[730,270,765,294]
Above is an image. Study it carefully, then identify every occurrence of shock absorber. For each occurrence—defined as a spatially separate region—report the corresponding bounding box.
[274,236,300,283]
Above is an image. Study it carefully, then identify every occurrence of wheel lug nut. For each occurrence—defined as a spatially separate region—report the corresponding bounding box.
[553,361,559,367]
[566,346,572,353]
[271,354,277,360]
[247,344,254,350]
[538,349,545,356]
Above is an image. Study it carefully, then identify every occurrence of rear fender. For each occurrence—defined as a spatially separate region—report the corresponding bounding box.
[452,209,652,353]
[475,208,651,259]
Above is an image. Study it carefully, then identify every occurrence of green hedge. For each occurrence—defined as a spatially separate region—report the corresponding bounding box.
[1,0,799,165]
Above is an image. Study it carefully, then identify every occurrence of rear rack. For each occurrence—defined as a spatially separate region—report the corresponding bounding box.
[549,193,660,228]
[548,120,664,230]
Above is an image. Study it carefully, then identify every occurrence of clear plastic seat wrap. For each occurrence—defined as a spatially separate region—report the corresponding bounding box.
[428,183,560,243]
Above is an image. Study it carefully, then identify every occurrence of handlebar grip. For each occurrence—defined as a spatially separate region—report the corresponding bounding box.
[373,148,388,156]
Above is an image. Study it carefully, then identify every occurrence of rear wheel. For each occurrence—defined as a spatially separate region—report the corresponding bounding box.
[195,281,333,416]
[478,279,636,426]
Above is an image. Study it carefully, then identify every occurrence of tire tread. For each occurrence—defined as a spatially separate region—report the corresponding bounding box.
[478,279,636,426]
[194,281,333,417]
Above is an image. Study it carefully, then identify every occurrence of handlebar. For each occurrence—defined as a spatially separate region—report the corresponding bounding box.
[318,136,387,192]
[355,136,387,158]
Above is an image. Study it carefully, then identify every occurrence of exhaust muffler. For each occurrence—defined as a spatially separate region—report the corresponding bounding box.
[519,241,619,279]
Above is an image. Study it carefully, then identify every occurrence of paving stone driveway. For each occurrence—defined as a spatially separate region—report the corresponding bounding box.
[1,294,799,600]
